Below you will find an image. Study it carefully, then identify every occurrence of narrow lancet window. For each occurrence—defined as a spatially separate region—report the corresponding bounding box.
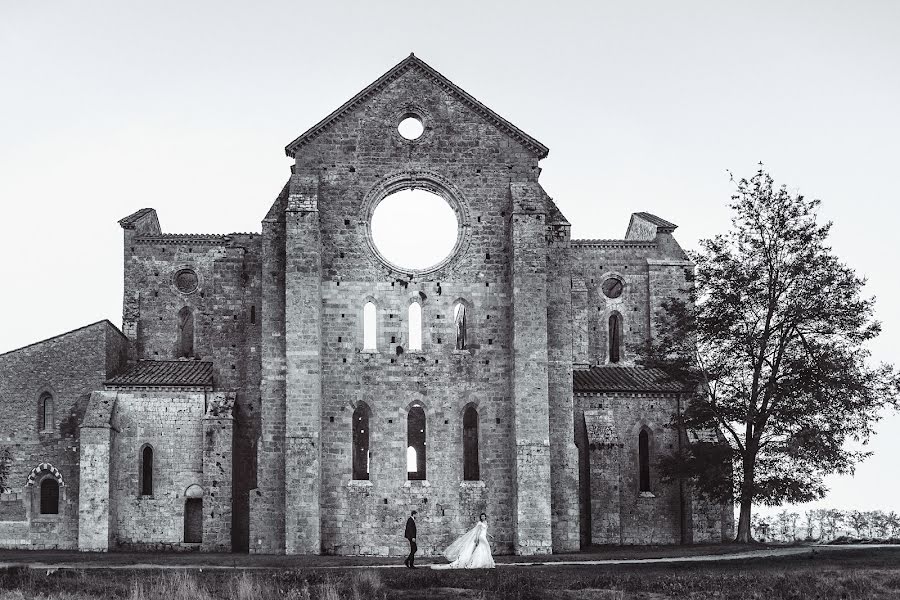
[609,312,621,364]
[639,429,651,492]
[39,392,54,432]
[178,306,194,358]
[352,403,371,480]
[463,405,480,481]
[363,301,377,351]
[454,302,467,350]
[408,302,422,351]
[140,445,154,496]
[407,405,426,480]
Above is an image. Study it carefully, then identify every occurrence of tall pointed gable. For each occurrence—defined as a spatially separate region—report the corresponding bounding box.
[284,53,549,159]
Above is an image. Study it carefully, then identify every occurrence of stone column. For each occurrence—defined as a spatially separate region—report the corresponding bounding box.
[548,225,580,552]
[77,391,118,552]
[202,392,234,552]
[584,408,622,545]
[508,182,553,555]
[249,192,288,554]
[284,174,323,554]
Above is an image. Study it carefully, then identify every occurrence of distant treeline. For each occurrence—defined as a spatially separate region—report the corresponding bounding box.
[752,509,900,542]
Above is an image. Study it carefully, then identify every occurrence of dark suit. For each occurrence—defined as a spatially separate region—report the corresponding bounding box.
[404,516,417,567]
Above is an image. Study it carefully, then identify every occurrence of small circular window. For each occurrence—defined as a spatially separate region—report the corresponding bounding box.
[174,268,199,294]
[398,114,424,140]
[602,277,624,299]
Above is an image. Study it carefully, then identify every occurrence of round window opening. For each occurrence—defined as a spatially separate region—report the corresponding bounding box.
[370,188,459,271]
[397,115,424,140]
[602,277,624,299]
[174,269,199,294]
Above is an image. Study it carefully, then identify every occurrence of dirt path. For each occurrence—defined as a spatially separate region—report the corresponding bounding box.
[2,544,891,572]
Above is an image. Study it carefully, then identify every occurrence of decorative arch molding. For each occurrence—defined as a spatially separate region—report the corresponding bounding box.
[360,170,473,278]
[25,463,65,487]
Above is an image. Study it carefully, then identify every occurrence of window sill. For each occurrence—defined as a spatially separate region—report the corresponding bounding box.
[638,491,656,498]
[360,350,379,355]
[348,480,372,487]
[403,480,430,487]
[459,481,485,488]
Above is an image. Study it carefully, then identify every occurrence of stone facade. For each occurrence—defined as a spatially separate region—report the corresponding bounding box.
[0,54,732,555]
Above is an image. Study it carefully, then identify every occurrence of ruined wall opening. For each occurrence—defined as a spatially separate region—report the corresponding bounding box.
[408,302,422,351]
[463,404,480,481]
[454,302,468,350]
[363,301,377,351]
[407,405,426,480]
[370,189,458,272]
[352,403,371,480]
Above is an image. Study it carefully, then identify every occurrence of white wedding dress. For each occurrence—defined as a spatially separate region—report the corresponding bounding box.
[431,521,495,569]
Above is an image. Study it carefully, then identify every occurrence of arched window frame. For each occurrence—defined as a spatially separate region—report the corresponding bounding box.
[607,310,624,364]
[139,444,154,496]
[407,403,427,481]
[361,297,379,352]
[352,402,372,481]
[39,475,60,515]
[407,299,423,352]
[452,298,472,351]
[638,427,652,494]
[38,390,55,433]
[462,403,480,481]
[177,305,194,358]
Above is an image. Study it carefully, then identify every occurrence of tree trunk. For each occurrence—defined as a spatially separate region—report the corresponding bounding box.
[735,456,755,543]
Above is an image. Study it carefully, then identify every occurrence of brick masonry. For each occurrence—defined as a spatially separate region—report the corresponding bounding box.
[0,55,731,555]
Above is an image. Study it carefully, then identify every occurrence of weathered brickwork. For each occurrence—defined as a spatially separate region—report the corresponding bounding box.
[0,321,126,549]
[0,54,731,556]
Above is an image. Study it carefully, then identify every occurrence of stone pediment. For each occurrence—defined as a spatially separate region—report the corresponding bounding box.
[283,53,549,160]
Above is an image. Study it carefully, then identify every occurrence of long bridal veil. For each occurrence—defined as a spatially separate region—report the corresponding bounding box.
[443,523,480,562]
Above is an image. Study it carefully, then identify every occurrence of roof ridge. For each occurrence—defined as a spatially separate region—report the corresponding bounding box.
[284,54,549,159]
[0,320,121,358]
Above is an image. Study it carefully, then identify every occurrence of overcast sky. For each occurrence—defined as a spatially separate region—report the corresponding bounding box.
[1,1,897,515]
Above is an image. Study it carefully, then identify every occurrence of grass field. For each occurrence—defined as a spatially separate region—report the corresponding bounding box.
[0,547,898,599]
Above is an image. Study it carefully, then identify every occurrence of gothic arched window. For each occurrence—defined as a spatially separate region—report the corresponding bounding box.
[352,403,371,480]
[639,429,651,492]
[408,302,422,351]
[407,405,426,480]
[609,312,622,364]
[463,405,480,481]
[178,306,194,358]
[363,301,377,351]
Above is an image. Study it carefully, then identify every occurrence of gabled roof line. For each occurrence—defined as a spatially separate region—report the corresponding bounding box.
[284,53,549,160]
[0,320,125,358]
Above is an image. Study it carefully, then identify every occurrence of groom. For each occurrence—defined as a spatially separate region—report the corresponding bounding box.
[404,510,418,568]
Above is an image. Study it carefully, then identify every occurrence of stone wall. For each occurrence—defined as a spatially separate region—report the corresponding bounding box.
[109,389,207,550]
[0,321,126,549]
[249,60,562,555]
[121,215,261,550]
[576,392,685,545]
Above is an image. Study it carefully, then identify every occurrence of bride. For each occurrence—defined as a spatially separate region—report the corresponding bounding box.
[431,512,495,569]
